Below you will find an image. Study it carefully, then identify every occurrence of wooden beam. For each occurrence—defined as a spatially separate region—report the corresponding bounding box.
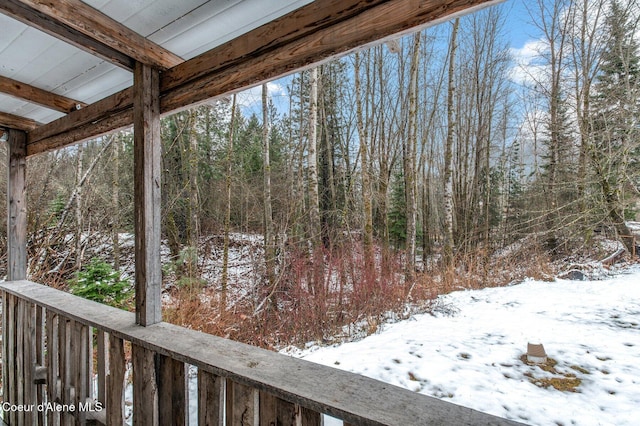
[26,0,503,155]
[133,62,162,326]
[26,109,132,156]
[0,75,86,113]
[0,111,40,132]
[27,87,133,147]
[13,0,183,70]
[161,0,504,111]
[0,0,134,71]
[6,129,27,281]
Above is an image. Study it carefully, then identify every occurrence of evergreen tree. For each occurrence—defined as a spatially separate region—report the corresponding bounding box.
[590,0,640,251]
[388,170,407,249]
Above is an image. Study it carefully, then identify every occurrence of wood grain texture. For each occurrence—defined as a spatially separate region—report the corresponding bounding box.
[27,109,132,156]
[45,310,58,426]
[96,330,107,406]
[227,380,259,426]
[2,293,9,419]
[259,391,278,425]
[0,0,134,70]
[13,0,182,69]
[133,62,162,326]
[16,299,25,425]
[132,344,159,425]
[1,281,525,426]
[107,334,125,426]
[0,75,86,113]
[7,129,27,281]
[197,369,224,426]
[28,87,133,145]
[0,111,39,132]
[24,301,35,426]
[157,355,187,426]
[5,295,18,425]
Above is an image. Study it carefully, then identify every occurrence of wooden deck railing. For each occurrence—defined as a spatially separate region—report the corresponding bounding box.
[1,280,523,426]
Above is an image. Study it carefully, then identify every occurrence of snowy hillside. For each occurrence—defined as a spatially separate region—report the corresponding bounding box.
[289,266,640,425]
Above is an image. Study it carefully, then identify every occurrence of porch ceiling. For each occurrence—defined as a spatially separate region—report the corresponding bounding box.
[0,0,503,155]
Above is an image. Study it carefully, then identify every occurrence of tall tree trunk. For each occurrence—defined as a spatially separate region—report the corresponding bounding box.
[443,18,460,266]
[355,52,374,266]
[308,68,322,251]
[75,144,84,269]
[404,32,421,278]
[262,84,276,298]
[221,95,237,310]
[112,135,121,270]
[187,112,199,278]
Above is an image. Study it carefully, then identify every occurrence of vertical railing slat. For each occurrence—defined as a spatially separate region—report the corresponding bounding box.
[96,330,108,405]
[24,301,35,426]
[132,343,158,425]
[259,392,322,426]
[73,321,90,424]
[197,369,224,426]
[46,310,60,426]
[226,380,259,426]
[59,316,72,426]
[259,391,278,424]
[16,298,25,426]
[1,292,7,412]
[106,334,125,426]
[35,305,45,426]
[157,354,187,426]
[298,405,322,426]
[8,294,17,426]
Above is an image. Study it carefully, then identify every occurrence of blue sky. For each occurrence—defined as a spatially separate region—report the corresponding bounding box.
[503,0,539,50]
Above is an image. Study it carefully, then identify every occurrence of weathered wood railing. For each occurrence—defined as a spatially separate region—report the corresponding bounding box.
[1,280,522,426]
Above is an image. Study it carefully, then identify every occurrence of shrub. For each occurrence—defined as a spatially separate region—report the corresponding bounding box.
[69,258,133,309]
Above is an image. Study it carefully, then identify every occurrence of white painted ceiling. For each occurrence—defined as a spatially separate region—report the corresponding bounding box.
[0,0,312,124]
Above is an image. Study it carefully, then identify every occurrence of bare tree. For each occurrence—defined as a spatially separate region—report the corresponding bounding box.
[308,68,322,252]
[262,84,276,297]
[404,32,421,277]
[443,18,460,266]
[221,94,237,309]
[355,52,375,265]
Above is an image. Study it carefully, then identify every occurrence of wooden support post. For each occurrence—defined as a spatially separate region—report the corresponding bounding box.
[7,128,27,280]
[133,61,162,326]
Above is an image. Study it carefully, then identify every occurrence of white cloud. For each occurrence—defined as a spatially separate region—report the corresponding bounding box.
[509,39,549,87]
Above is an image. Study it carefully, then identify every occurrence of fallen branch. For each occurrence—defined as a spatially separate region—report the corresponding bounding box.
[600,248,625,266]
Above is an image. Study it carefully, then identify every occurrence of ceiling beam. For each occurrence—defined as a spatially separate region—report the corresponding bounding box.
[0,0,134,71]
[5,0,183,70]
[0,111,40,132]
[0,75,87,114]
[161,0,504,111]
[26,0,503,156]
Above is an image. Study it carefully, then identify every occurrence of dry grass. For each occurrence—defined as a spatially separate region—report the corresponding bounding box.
[162,239,561,350]
[519,355,584,392]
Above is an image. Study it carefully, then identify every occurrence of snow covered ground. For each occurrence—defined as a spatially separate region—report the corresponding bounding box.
[288,266,640,426]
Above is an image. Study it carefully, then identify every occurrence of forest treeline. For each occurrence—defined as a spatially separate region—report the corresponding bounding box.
[0,0,638,344]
